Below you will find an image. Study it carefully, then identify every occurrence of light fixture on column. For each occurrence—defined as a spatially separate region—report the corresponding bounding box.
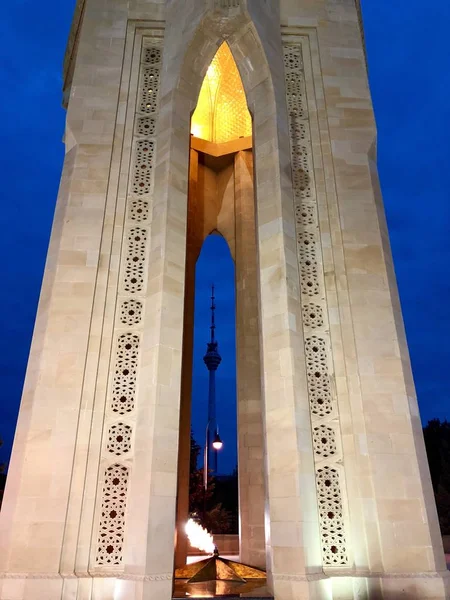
[212,431,223,451]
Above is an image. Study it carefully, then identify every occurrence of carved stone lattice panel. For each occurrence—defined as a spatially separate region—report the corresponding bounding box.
[298,231,320,297]
[284,46,303,72]
[302,303,324,329]
[291,145,310,174]
[129,198,150,223]
[295,204,315,227]
[123,227,148,294]
[119,298,143,326]
[305,337,328,375]
[96,464,129,566]
[307,366,333,419]
[292,162,313,201]
[305,336,332,417]
[111,333,140,415]
[107,423,133,456]
[285,73,307,119]
[143,46,162,65]
[289,116,308,143]
[214,0,241,9]
[313,424,337,460]
[298,231,317,262]
[139,66,160,114]
[316,466,348,566]
[96,37,163,569]
[132,140,155,196]
[284,39,350,567]
[136,116,156,137]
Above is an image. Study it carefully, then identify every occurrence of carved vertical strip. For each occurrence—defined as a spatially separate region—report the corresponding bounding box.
[95,36,163,567]
[283,41,350,568]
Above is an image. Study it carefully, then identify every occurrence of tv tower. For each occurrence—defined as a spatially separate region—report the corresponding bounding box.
[203,284,222,476]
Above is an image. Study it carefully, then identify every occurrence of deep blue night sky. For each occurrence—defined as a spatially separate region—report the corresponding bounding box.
[1,2,450,474]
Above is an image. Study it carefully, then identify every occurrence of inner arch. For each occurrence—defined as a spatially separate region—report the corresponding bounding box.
[191,42,252,143]
[174,36,266,579]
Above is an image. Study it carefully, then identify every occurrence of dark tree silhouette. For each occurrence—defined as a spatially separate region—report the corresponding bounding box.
[188,431,234,533]
[188,431,214,517]
[212,466,239,533]
[423,419,450,534]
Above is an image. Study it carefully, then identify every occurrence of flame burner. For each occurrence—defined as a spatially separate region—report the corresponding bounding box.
[175,553,266,584]
[178,519,267,596]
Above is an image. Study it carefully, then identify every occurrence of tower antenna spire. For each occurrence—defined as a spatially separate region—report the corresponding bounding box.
[210,284,216,343]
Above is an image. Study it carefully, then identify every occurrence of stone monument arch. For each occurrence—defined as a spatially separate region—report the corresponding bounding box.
[172,24,291,573]
[0,1,448,600]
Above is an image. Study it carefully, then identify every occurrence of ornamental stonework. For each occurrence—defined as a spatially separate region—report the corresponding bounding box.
[95,36,164,568]
[283,40,350,568]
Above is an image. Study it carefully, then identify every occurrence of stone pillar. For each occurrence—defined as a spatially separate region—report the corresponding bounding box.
[174,149,200,568]
[234,150,266,568]
[0,1,132,598]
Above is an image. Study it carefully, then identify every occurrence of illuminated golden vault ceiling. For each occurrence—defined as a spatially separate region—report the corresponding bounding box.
[191,43,252,144]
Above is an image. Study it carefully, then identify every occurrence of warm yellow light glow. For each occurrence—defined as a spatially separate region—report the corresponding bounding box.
[191,43,252,143]
[190,124,202,138]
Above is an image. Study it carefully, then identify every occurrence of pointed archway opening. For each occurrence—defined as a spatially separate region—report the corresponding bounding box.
[174,41,267,597]
[190,235,238,533]
[191,42,252,143]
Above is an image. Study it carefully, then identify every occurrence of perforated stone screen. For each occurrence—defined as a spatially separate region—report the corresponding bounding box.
[95,38,163,570]
[123,228,148,294]
[96,464,129,566]
[317,467,348,566]
[111,333,140,415]
[107,423,132,456]
[284,39,349,568]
